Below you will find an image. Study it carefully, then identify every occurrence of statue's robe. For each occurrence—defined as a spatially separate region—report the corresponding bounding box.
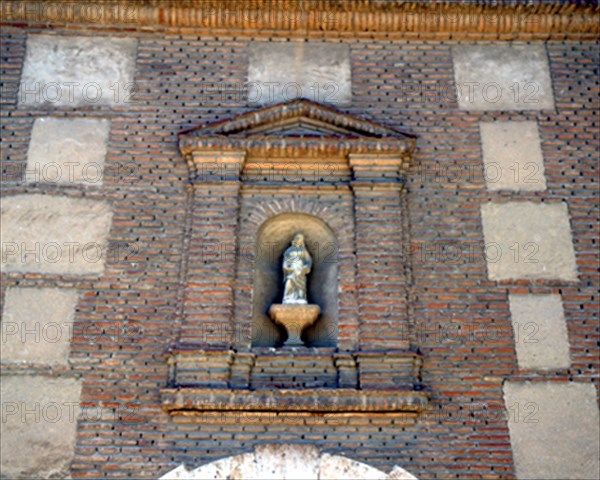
[282,245,311,303]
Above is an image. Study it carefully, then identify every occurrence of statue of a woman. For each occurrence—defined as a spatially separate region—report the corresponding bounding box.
[282,233,312,304]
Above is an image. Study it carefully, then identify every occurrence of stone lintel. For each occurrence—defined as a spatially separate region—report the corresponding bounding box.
[160,388,428,414]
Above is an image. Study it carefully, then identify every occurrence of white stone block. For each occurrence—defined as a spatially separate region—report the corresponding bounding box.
[504,381,600,479]
[1,194,113,275]
[1,287,79,365]
[254,444,319,479]
[480,121,546,191]
[453,45,554,111]
[508,294,570,370]
[0,376,82,479]
[480,202,577,281]
[319,453,386,480]
[19,34,137,107]
[248,43,351,105]
[26,117,110,186]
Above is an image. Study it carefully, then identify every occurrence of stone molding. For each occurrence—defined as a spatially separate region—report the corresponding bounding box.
[2,1,598,40]
[161,387,428,415]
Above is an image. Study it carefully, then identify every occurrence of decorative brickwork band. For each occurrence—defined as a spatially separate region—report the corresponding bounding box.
[2,1,598,39]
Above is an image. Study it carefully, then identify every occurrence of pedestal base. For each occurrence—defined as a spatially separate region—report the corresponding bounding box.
[268,304,320,347]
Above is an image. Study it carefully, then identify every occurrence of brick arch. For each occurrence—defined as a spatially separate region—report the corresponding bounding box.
[159,443,417,479]
[241,197,351,244]
[233,191,359,350]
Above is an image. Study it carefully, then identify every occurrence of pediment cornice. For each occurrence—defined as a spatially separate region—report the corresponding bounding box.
[179,98,416,159]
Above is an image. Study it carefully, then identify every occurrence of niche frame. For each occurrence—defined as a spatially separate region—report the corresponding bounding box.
[164,99,427,416]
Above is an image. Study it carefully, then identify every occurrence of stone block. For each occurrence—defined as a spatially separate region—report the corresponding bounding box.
[453,45,554,110]
[248,43,351,105]
[319,453,385,480]
[254,444,319,479]
[503,381,600,479]
[185,453,253,480]
[26,117,110,186]
[0,375,82,479]
[1,287,79,365]
[508,294,570,370]
[1,194,113,275]
[159,447,413,480]
[480,121,546,191]
[19,34,137,107]
[480,202,577,281]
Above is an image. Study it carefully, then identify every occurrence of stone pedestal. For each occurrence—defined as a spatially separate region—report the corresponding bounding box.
[268,304,320,347]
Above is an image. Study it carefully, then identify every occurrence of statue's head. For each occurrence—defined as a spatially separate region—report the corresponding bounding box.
[291,233,305,247]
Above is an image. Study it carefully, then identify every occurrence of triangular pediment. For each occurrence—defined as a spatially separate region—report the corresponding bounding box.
[179,98,414,140]
[178,99,416,168]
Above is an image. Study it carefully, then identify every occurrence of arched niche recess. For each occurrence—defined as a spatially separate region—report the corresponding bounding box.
[252,213,338,348]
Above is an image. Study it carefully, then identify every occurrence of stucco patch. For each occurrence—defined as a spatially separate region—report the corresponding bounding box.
[503,381,600,479]
[1,287,79,365]
[480,121,546,191]
[0,375,82,479]
[1,194,113,275]
[453,45,554,110]
[19,34,137,107]
[508,294,570,370]
[248,43,351,105]
[480,202,577,281]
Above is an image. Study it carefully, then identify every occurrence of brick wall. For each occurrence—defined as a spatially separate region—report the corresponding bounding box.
[1,26,598,479]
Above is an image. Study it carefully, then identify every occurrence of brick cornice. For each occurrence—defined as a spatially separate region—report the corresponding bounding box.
[1,0,598,40]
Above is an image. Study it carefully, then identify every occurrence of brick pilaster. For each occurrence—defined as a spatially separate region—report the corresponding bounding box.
[178,151,245,347]
[350,154,410,350]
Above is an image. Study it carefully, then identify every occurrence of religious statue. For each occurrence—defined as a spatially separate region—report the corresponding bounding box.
[268,232,320,347]
[282,233,312,304]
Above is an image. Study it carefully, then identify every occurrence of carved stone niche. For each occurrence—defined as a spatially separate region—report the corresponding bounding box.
[162,99,427,417]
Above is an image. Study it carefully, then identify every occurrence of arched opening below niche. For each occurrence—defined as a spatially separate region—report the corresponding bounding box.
[251,213,338,348]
